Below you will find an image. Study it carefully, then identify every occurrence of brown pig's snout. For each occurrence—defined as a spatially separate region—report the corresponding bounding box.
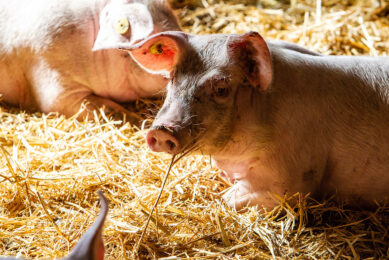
[146,127,180,154]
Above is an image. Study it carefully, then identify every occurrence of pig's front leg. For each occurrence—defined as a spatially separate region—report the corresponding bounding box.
[215,159,281,210]
[39,88,141,123]
[81,94,143,123]
[29,61,141,123]
[219,163,305,211]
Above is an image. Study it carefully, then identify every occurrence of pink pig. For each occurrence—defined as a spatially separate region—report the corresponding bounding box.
[0,0,179,120]
[124,31,389,210]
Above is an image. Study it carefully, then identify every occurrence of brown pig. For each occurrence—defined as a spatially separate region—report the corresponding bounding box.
[124,31,389,210]
[1,191,108,259]
[0,0,180,120]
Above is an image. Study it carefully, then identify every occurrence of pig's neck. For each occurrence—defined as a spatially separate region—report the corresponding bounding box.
[211,86,272,178]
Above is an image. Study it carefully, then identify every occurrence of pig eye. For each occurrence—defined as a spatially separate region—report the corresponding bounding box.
[212,82,230,99]
[215,87,229,97]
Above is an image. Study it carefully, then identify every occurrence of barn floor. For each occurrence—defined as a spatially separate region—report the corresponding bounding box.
[0,0,388,259]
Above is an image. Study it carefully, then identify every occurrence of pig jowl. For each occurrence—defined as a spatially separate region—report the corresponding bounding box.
[0,0,180,122]
[125,31,389,210]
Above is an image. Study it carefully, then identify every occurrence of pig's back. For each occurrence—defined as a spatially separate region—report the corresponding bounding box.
[0,0,106,54]
[269,44,389,106]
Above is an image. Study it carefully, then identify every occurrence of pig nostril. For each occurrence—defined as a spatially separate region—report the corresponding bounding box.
[147,129,179,153]
[166,140,176,151]
[148,136,157,147]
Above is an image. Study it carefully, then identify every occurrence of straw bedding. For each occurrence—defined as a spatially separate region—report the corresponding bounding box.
[0,0,388,259]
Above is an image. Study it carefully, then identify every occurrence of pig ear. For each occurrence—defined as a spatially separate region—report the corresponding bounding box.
[227,32,272,90]
[64,191,108,260]
[128,35,180,74]
[92,2,154,51]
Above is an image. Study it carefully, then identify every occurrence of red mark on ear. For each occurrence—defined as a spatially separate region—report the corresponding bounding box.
[159,47,175,59]
[130,36,179,72]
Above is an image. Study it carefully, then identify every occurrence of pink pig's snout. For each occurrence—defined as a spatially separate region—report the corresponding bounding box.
[146,128,180,154]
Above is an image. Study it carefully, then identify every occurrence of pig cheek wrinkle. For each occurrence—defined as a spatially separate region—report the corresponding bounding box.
[198,99,236,153]
[192,78,239,153]
[211,106,235,148]
[212,81,243,146]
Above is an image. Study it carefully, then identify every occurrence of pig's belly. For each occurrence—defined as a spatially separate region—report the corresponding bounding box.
[0,63,32,107]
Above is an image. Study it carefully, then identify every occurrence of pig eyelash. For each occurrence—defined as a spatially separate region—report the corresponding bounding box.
[208,77,229,86]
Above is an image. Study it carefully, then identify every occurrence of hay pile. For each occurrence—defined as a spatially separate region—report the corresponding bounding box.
[1,0,388,259]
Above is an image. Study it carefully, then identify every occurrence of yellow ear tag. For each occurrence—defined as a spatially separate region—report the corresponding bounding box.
[115,18,130,35]
[150,43,164,55]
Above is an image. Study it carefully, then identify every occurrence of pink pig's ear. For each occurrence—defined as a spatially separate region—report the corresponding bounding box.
[128,35,181,74]
[227,32,272,90]
[92,2,154,51]
[64,191,108,260]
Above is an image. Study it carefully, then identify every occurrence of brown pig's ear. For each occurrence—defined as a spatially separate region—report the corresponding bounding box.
[128,35,181,75]
[64,191,108,260]
[227,32,272,90]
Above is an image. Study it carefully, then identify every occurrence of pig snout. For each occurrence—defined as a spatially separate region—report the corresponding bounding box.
[146,127,180,154]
